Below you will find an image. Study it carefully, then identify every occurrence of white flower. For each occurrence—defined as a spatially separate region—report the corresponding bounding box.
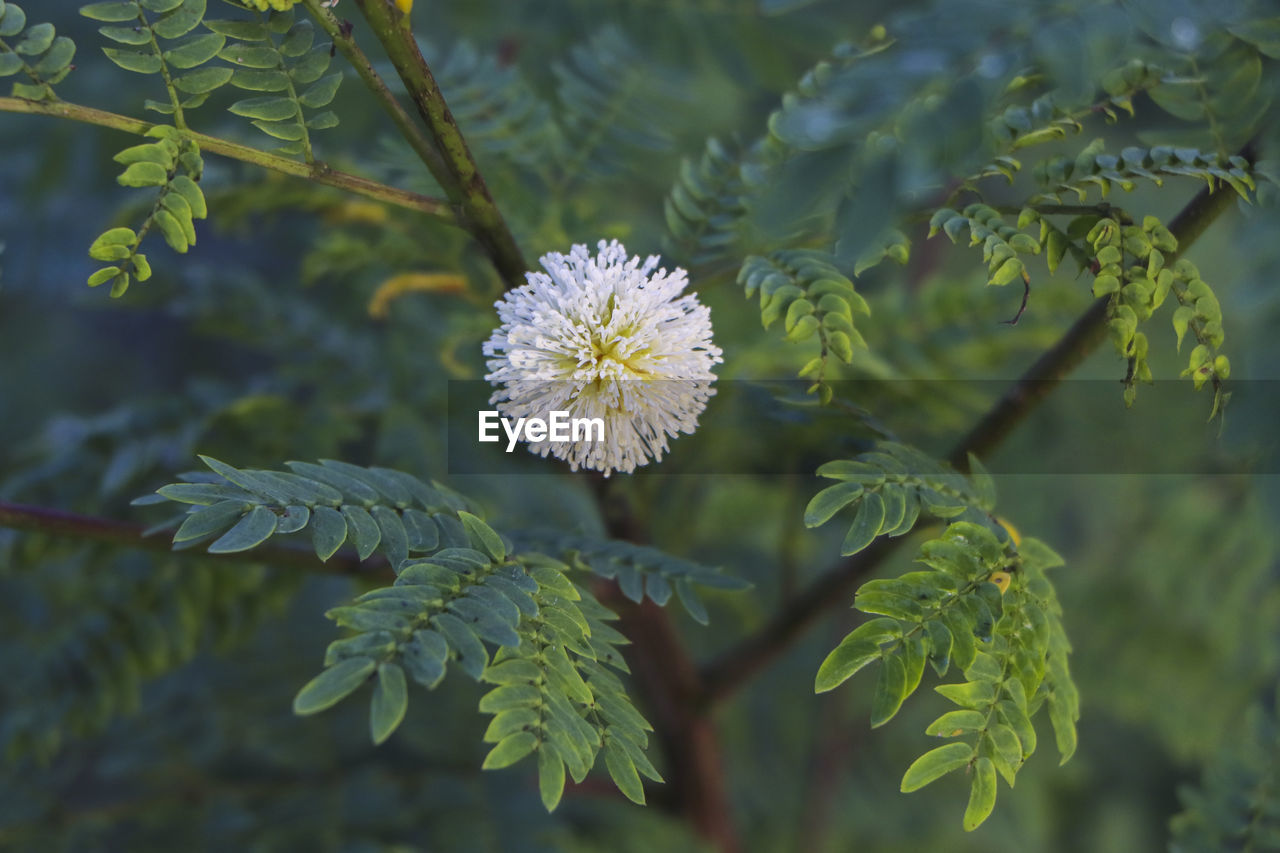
[483,240,723,476]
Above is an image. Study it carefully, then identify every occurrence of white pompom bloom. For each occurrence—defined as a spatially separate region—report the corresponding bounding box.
[483,240,723,476]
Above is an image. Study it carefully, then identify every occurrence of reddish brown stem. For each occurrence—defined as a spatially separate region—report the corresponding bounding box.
[592,478,740,853]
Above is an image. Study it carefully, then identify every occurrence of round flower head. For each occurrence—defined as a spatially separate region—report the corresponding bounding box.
[483,240,723,476]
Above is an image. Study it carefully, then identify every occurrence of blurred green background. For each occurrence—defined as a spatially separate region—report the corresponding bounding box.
[2,0,1278,850]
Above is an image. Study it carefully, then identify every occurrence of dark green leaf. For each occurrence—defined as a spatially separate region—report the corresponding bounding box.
[341,505,381,560]
[400,629,449,689]
[308,505,347,561]
[870,653,907,728]
[434,613,488,679]
[841,490,885,555]
[207,505,277,553]
[604,741,645,804]
[369,663,407,745]
[172,499,247,543]
[292,657,375,715]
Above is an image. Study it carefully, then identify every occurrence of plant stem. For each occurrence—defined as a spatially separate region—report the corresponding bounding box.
[352,0,528,287]
[301,0,449,185]
[0,96,457,222]
[590,476,740,853]
[0,500,387,579]
[699,158,1245,705]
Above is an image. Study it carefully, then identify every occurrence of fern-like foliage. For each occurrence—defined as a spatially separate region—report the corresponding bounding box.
[143,455,476,566]
[146,457,746,811]
[663,136,755,265]
[805,442,997,556]
[0,2,76,101]
[931,195,1236,414]
[815,520,1077,832]
[1147,37,1271,154]
[86,126,208,296]
[82,0,224,119]
[1067,213,1229,412]
[805,441,1077,830]
[507,529,751,624]
[424,39,563,178]
[478,573,662,810]
[1033,140,1259,202]
[552,26,687,189]
[1171,686,1280,852]
[1,552,298,763]
[738,250,874,397]
[209,9,342,158]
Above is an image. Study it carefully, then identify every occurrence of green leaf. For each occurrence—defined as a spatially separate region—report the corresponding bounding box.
[218,42,281,69]
[538,748,566,811]
[169,174,206,217]
[80,2,140,22]
[103,47,163,75]
[1048,688,1078,764]
[434,613,488,680]
[172,499,247,543]
[901,742,975,792]
[88,227,137,257]
[870,653,907,728]
[841,490,885,555]
[308,505,347,561]
[14,22,53,55]
[202,18,268,40]
[1092,274,1120,297]
[483,731,538,770]
[87,266,121,287]
[804,481,864,527]
[150,0,204,39]
[371,506,409,570]
[293,657,375,715]
[936,680,996,709]
[459,511,506,563]
[963,757,998,831]
[160,193,196,243]
[674,578,709,624]
[99,25,152,46]
[987,723,1023,786]
[152,208,189,252]
[140,0,185,13]
[341,505,381,560]
[163,32,223,69]
[367,662,408,745]
[400,629,449,689]
[815,617,900,692]
[156,481,253,505]
[447,597,521,648]
[288,48,329,83]
[299,71,341,108]
[478,684,542,713]
[251,118,305,141]
[207,505,277,553]
[114,142,174,167]
[117,161,170,187]
[925,709,988,737]
[229,95,299,122]
[604,740,645,804]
